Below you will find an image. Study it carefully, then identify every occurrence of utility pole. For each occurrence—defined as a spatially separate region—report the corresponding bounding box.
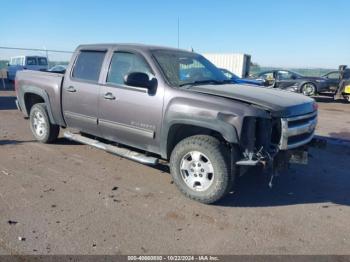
[44,46,48,60]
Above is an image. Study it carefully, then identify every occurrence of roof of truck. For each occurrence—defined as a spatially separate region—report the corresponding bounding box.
[76,43,189,52]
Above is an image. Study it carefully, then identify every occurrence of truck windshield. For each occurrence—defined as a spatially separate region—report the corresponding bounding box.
[152,50,228,87]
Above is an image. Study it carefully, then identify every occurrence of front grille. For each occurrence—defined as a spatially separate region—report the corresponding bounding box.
[279,111,317,150]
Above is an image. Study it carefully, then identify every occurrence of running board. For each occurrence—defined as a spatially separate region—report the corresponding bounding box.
[64,131,158,165]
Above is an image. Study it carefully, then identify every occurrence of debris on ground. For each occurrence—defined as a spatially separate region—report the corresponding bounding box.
[43,188,55,193]
[7,220,18,225]
[1,170,9,176]
[18,237,26,241]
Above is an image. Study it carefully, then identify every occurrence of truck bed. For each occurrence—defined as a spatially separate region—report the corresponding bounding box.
[16,70,66,126]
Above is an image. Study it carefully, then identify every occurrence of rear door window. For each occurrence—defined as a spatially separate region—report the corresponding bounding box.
[72,51,106,82]
[26,57,37,65]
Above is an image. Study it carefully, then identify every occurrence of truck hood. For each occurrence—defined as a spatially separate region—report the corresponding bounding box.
[232,78,264,86]
[189,84,316,117]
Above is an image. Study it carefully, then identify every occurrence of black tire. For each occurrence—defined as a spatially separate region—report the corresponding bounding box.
[301,83,316,96]
[169,135,237,204]
[29,103,59,143]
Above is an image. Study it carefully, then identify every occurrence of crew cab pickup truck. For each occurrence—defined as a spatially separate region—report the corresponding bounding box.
[15,44,318,204]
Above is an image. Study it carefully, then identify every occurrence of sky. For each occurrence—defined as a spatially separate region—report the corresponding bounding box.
[1,0,349,68]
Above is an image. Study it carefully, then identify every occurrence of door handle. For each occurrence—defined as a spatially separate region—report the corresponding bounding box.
[66,86,76,92]
[104,92,116,100]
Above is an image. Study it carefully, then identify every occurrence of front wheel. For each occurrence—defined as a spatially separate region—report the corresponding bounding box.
[169,135,236,204]
[29,103,59,143]
[301,83,316,96]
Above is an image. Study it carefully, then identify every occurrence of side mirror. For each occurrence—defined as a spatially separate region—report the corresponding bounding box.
[124,72,153,89]
[291,75,297,80]
[7,63,10,67]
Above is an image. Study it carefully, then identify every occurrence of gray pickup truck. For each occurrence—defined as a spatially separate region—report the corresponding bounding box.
[15,44,318,204]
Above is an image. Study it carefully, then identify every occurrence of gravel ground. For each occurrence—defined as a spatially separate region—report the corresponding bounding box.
[0,87,350,255]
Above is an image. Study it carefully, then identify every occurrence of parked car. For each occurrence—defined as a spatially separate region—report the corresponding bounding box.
[7,56,48,81]
[15,44,318,204]
[219,68,265,86]
[323,67,350,92]
[254,69,329,96]
[48,65,67,73]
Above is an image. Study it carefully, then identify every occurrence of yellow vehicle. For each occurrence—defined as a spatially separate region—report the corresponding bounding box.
[334,65,350,102]
[343,81,350,102]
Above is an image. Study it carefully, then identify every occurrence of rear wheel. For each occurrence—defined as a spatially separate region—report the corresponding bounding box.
[169,135,236,204]
[29,103,59,143]
[301,83,316,96]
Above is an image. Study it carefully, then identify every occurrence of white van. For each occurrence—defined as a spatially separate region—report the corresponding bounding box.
[7,56,48,81]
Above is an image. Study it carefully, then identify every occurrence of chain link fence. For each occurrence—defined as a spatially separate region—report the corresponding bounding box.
[0,46,73,70]
[0,46,73,89]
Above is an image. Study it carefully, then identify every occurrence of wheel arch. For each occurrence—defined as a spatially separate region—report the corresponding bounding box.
[20,86,56,124]
[161,119,239,159]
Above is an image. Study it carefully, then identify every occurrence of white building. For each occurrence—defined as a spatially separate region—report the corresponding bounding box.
[202,53,251,78]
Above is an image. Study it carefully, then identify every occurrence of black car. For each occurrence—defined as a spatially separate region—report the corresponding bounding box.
[254,70,329,96]
[323,68,350,92]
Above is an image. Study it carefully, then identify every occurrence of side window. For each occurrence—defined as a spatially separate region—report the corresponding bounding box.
[38,57,48,66]
[107,52,151,85]
[327,72,340,79]
[277,70,293,80]
[72,51,106,82]
[26,57,37,66]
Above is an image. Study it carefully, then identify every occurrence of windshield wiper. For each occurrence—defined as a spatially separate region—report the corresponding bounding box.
[179,79,231,87]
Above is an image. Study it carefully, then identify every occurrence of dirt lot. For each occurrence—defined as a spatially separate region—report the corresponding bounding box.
[0,85,350,255]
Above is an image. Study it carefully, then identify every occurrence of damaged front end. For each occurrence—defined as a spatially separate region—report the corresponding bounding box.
[235,110,321,185]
